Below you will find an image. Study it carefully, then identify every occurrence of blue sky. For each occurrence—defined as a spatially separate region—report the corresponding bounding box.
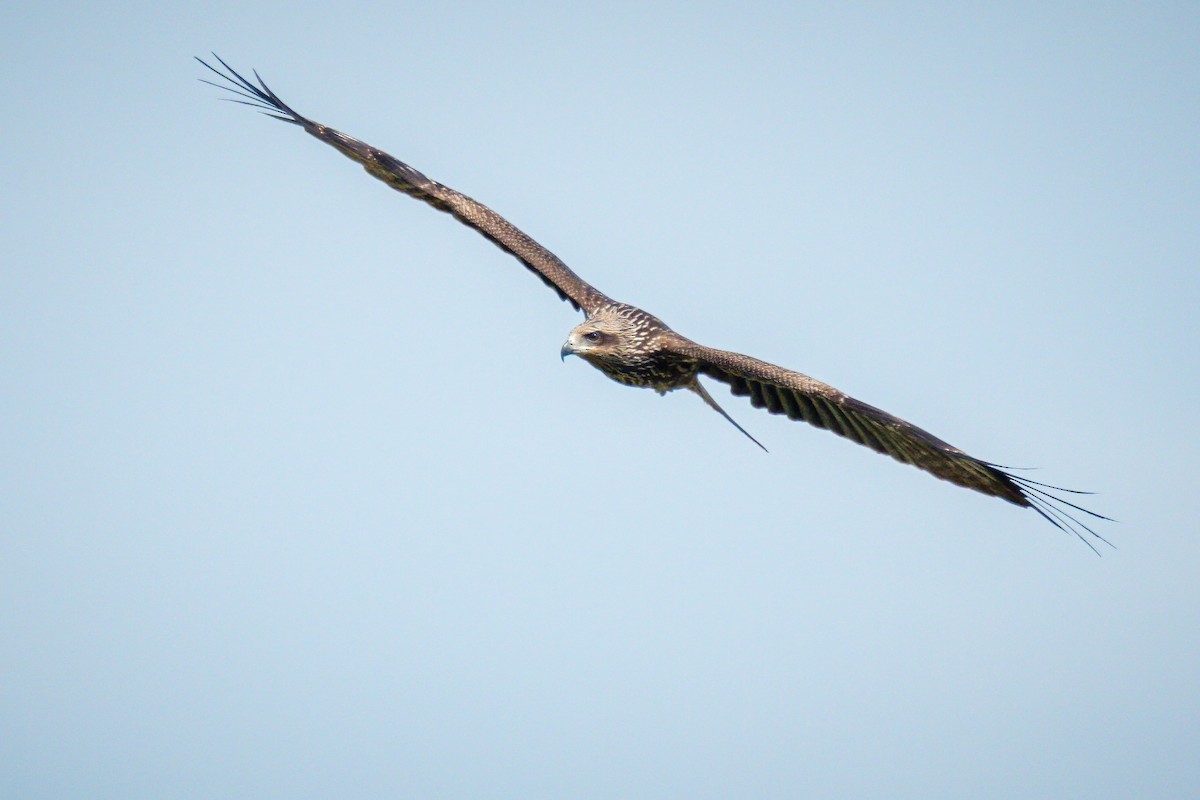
[3,2,1198,798]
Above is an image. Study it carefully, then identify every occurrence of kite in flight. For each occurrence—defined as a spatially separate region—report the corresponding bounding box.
[198,55,1110,551]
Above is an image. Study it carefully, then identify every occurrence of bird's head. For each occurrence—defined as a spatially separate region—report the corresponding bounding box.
[560,318,624,363]
[560,307,658,365]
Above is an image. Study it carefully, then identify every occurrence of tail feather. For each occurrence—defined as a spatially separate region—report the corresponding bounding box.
[690,378,768,453]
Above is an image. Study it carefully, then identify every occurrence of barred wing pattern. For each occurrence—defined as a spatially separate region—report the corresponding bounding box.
[668,339,1110,550]
[197,55,610,315]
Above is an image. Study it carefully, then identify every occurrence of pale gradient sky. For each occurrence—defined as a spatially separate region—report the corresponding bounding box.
[3,2,1198,798]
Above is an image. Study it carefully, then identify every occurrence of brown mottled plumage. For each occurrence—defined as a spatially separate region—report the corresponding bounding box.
[198,55,1110,551]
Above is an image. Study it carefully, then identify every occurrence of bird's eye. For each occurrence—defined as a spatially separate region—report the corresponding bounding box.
[583,331,602,342]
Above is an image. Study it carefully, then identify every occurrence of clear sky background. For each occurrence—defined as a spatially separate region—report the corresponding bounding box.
[3,2,1198,798]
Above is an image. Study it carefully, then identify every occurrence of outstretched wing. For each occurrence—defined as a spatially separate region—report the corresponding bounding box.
[666,338,1111,551]
[197,55,611,315]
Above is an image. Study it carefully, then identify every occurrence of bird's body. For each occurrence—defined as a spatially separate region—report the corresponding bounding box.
[198,55,1109,550]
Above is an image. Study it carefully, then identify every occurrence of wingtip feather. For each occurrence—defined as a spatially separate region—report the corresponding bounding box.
[196,53,309,126]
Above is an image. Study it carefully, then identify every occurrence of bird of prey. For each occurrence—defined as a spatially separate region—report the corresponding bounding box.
[198,55,1109,551]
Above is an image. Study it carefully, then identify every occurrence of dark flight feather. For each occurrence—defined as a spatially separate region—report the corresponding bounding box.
[664,337,1112,552]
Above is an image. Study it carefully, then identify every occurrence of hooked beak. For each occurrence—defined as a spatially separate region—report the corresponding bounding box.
[560,339,577,362]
